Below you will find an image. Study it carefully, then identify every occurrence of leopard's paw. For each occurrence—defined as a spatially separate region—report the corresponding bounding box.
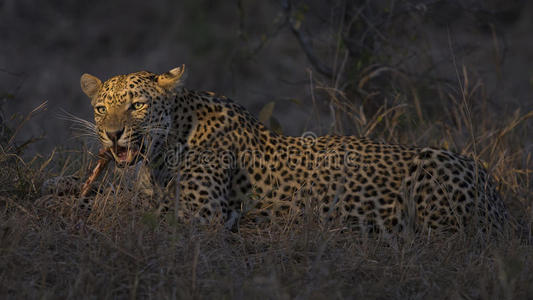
[41,175,81,196]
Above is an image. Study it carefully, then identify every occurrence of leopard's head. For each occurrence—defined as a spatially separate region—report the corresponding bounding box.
[80,66,187,166]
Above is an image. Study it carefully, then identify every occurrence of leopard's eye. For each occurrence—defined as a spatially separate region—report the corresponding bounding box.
[95,106,107,114]
[132,102,145,110]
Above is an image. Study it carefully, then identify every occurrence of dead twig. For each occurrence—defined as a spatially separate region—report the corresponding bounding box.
[282,0,333,78]
[80,148,111,198]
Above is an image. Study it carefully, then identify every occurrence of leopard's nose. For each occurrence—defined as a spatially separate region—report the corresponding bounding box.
[106,128,124,142]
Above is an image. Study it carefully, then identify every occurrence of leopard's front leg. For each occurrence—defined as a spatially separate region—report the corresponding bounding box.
[38,175,98,216]
[39,162,155,214]
[158,153,240,229]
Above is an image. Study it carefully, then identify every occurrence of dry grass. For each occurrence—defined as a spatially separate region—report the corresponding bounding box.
[1,68,532,299]
[1,194,533,299]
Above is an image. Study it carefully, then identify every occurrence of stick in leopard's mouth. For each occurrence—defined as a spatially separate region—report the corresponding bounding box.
[80,148,111,198]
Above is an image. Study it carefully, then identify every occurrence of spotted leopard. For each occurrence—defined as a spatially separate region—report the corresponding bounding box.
[42,66,508,233]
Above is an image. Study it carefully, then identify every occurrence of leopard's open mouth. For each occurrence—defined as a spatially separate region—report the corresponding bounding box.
[109,145,140,166]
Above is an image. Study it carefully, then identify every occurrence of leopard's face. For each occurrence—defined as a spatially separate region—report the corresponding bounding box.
[80,66,187,166]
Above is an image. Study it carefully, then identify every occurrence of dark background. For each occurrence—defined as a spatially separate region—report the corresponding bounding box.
[1,0,532,155]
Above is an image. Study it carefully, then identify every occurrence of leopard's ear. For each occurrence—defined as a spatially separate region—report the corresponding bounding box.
[80,73,102,99]
[157,65,187,90]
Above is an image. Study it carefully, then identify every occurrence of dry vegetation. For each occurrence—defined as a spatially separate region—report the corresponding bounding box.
[1,0,533,299]
[1,67,532,299]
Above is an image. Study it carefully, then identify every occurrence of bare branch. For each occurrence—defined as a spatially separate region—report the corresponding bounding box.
[282,0,333,78]
[237,0,288,59]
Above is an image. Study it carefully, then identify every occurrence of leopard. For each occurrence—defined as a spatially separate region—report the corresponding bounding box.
[41,65,509,234]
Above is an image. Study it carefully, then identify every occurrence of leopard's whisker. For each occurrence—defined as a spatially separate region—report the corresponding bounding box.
[57,109,98,137]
